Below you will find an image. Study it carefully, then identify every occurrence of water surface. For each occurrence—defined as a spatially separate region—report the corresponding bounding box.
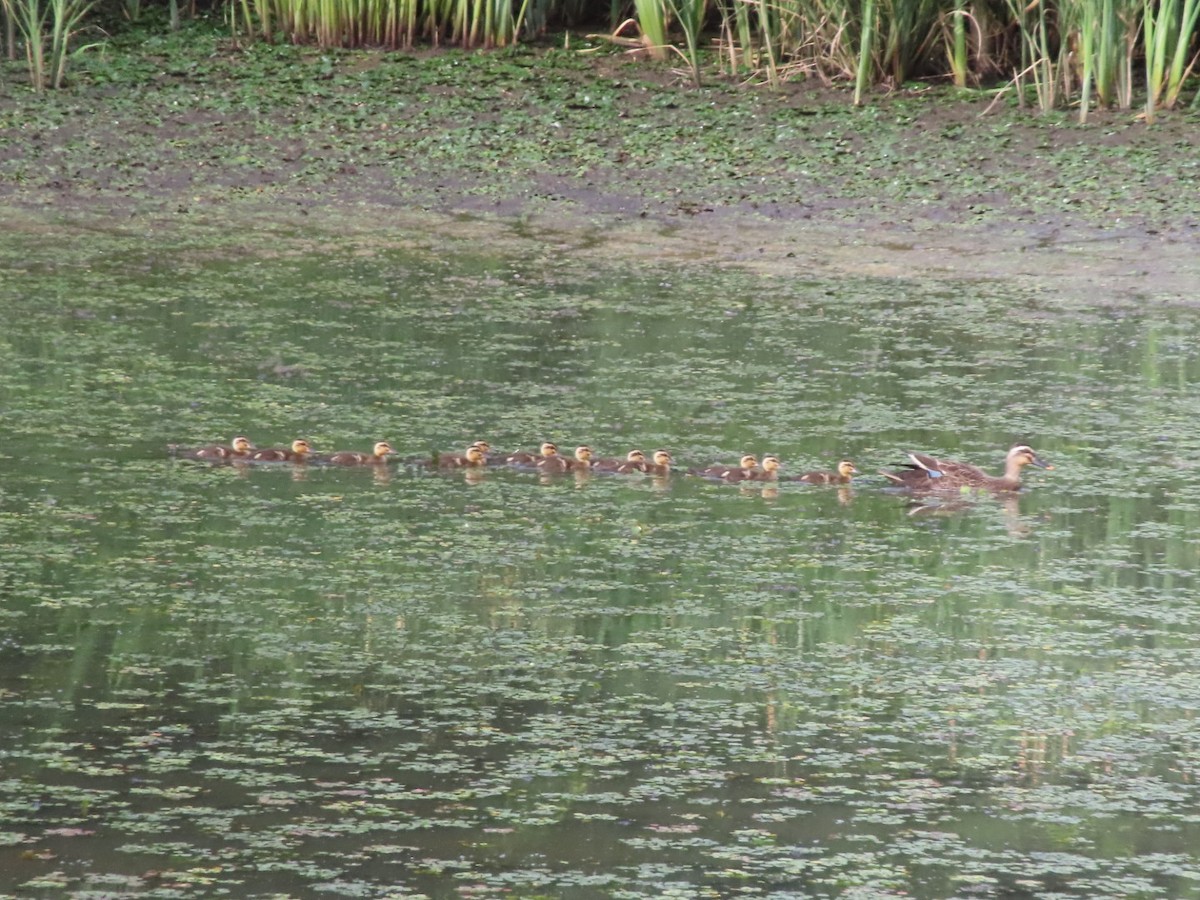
[2,222,1200,897]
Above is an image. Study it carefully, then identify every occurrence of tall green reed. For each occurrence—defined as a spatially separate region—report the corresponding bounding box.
[1143,0,1200,119]
[633,0,670,57]
[3,0,95,89]
[217,0,1198,116]
[667,0,707,83]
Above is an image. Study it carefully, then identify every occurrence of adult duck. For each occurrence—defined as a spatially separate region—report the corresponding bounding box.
[324,441,395,465]
[880,444,1052,491]
[169,436,255,460]
[250,439,312,462]
[794,460,859,484]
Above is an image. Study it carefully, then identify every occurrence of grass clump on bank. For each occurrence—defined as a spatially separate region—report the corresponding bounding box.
[2,0,1199,120]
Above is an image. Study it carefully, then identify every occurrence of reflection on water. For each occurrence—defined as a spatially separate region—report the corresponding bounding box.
[1,229,1200,897]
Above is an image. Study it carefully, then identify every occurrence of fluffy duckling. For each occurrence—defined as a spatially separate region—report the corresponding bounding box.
[439,445,489,468]
[170,436,255,460]
[728,455,782,482]
[795,460,859,484]
[505,442,559,467]
[642,450,673,476]
[469,440,498,465]
[689,454,758,480]
[592,450,646,472]
[250,439,312,462]
[538,445,594,473]
[325,441,395,465]
[881,444,1052,492]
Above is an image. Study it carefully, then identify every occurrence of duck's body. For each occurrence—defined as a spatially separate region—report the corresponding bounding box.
[538,446,593,474]
[593,450,646,473]
[324,441,395,465]
[250,439,312,462]
[727,455,782,482]
[689,455,759,480]
[641,450,673,476]
[439,445,489,468]
[170,436,255,460]
[506,442,559,467]
[880,444,1052,492]
[795,460,859,484]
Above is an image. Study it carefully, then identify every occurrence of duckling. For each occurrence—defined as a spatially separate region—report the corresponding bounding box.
[439,445,489,468]
[505,442,559,467]
[538,445,594,473]
[795,459,859,484]
[324,441,395,465]
[250,439,312,462]
[688,455,759,480]
[469,440,498,465]
[615,450,651,474]
[642,450,673,476]
[169,436,255,460]
[727,455,782,482]
[880,444,1052,492]
[592,450,646,473]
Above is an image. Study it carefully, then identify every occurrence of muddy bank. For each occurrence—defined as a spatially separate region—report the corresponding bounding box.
[2,25,1198,295]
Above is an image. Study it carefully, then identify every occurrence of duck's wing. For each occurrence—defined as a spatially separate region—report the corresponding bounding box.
[906,452,949,477]
[916,453,996,484]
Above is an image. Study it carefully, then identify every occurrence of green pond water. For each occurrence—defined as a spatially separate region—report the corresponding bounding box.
[2,221,1200,898]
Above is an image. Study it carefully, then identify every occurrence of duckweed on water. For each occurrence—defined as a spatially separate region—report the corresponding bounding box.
[2,226,1200,897]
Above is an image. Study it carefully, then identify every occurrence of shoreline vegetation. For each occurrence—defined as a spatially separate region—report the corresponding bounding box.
[1,2,1198,287]
[1,0,1199,118]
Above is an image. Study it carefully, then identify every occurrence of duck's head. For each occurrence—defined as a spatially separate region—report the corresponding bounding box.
[651,450,672,467]
[761,455,782,472]
[540,442,559,457]
[471,440,492,455]
[292,439,312,456]
[574,446,593,462]
[1009,444,1052,470]
[373,441,395,457]
[838,460,859,478]
[739,455,759,469]
[465,446,487,465]
[231,436,254,453]
[626,450,646,462]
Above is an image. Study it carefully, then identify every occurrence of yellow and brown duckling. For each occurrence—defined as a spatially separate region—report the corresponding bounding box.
[439,445,489,468]
[469,440,497,464]
[642,450,673,476]
[688,454,759,480]
[538,445,594,473]
[880,444,1053,492]
[170,436,255,460]
[727,455,782,482]
[505,442,559,467]
[794,460,859,484]
[591,450,646,473]
[324,441,395,465]
[250,439,312,462]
